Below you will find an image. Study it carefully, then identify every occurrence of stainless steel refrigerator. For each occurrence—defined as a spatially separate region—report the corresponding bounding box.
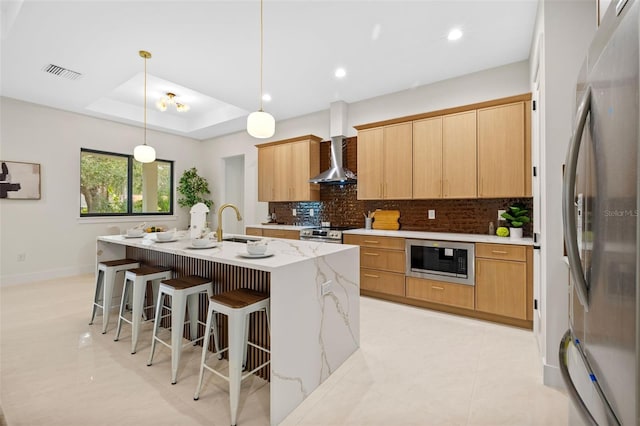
[561,0,639,424]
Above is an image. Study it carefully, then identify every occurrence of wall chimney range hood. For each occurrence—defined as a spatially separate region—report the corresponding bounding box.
[309,101,357,184]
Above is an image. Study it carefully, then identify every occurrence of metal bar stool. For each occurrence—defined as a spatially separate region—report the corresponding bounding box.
[90,259,140,334]
[194,288,270,426]
[114,265,173,354]
[147,275,214,384]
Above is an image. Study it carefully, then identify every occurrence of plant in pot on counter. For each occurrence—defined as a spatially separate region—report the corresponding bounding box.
[177,167,214,209]
[500,204,530,239]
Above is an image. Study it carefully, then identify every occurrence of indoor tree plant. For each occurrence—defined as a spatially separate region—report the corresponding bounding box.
[177,167,213,209]
[500,203,530,239]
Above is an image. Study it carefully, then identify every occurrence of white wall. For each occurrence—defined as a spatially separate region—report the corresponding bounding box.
[532,0,596,388]
[0,97,203,286]
[203,60,531,227]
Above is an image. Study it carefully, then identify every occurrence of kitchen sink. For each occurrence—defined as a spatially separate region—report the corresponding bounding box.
[222,236,261,243]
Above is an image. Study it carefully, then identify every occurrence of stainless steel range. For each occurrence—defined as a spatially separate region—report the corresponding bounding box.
[299,226,351,244]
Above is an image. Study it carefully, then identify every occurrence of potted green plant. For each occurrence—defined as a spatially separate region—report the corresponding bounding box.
[500,204,530,239]
[177,167,213,209]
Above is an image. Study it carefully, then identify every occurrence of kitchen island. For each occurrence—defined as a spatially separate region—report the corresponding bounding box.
[97,233,360,425]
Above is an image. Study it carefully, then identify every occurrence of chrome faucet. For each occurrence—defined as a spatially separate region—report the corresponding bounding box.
[216,203,243,242]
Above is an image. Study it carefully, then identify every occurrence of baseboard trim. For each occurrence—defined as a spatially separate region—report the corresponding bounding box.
[0,264,94,287]
[543,362,566,390]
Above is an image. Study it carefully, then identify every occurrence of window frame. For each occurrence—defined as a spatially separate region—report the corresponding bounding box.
[80,148,174,217]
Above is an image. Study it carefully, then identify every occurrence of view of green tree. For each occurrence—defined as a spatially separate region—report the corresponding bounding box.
[80,152,128,214]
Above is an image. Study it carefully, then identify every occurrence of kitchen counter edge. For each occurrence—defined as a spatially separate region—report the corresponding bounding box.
[343,229,534,246]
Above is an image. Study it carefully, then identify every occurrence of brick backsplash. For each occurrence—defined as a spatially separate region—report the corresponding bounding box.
[267,137,533,236]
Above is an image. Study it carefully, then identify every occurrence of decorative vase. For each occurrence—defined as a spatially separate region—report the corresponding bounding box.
[509,227,523,239]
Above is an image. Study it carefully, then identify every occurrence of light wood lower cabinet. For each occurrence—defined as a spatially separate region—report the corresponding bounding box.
[361,268,405,296]
[475,243,529,320]
[262,229,300,240]
[406,277,474,309]
[244,227,299,240]
[344,234,406,297]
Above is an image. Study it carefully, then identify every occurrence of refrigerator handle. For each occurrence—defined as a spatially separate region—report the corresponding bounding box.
[559,329,622,426]
[562,86,591,310]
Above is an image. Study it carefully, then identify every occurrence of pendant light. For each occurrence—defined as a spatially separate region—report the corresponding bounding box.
[246,0,275,138]
[134,50,156,163]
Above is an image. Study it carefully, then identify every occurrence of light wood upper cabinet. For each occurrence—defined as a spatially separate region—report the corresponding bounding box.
[413,112,476,199]
[257,145,275,201]
[477,102,526,197]
[357,128,384,199]
[413,117,443,198]
[256,135,320,202]
[357,123,412,200]
[442,111,477,198]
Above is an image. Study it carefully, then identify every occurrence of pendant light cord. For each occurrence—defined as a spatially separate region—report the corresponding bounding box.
[144,54,148,145]
[259,0,264,112]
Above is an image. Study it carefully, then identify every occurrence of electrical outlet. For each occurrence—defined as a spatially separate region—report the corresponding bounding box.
[498,209,506,222]
[321,280,333,296]
[310,209,314,217]
[428,209,436,220]
[17,253,26,262]
[292,208,297,216]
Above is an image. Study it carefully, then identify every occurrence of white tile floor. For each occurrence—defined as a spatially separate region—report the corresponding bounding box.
[1,274,567,425]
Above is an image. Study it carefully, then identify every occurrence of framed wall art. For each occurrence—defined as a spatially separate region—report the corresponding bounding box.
[0,161,41,200]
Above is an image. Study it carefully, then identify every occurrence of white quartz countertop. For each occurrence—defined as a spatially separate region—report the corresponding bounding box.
[343,228,535,246]
[246,224,314,231]
[98,233,356,272]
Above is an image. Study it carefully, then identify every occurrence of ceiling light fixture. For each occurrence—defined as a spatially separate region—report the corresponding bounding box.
[133,50,156,164]
[335,67,347,79]
[447,28,463,41]
[156,92,190,112]
[247,0,275,139]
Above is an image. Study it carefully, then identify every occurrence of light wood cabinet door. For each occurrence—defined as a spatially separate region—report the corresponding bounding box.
[357,128,384,199]
[383,122,413,199]
[245,227,263,236]
[359,247,405,273]
[442,111,477,198]
[475,258,527,320]
[413,117,443,199]
[257,145,275,202]
[477,102,526,197]
[289,140,320,201]
[257,136,320,202]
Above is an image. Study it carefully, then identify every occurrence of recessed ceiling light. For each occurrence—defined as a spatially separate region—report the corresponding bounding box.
[335,67,347,79]
[262,93,272,102]
[448,28,463,41]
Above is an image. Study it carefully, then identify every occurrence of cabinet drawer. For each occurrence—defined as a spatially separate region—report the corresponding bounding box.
[262,229,299,240]
[360,248,405,273]
[360,268,405,296]
[405,277,474,309]
[344,234,405,250]
[476,243,526,261]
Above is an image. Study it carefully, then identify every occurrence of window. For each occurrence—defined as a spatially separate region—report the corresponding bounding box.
[80,148,173,216]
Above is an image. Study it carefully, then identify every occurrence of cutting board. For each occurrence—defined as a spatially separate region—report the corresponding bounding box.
[372,210,400,230]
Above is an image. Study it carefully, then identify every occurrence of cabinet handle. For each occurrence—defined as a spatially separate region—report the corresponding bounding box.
[492,250,509,254]
[363,273,380,278]
[363,252,380,256]
[363,240,380,244]
[431,286,444,291]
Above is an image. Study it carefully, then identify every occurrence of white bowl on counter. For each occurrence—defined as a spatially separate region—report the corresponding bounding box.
[191,238,211,247]
[126,228,144,237]
[246,240,268,255]
[156,231,175,241]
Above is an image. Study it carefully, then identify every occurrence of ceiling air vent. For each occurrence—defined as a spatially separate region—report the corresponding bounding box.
[42,64,82,80]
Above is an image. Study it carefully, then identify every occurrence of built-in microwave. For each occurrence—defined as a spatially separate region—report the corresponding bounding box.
[405,239,475,286]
